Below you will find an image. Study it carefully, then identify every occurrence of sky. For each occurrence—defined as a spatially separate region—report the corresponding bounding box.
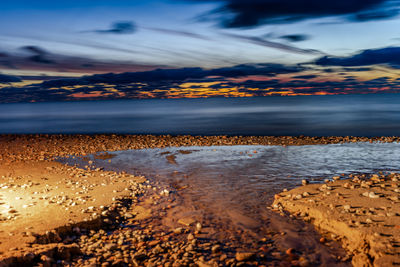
[1,0,400,102]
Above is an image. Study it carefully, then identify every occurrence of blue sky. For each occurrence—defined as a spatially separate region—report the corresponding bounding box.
[1,0,400,101]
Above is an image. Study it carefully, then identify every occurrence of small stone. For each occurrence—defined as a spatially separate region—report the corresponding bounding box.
[196,222,202,231]
[211,244,221,253]
[286,248,295,256]
[301,179,309,186]
[187,233,195,241]
[369,192,379,199]
[178,217,195,226]
[173,228,183,234]
[235,252,255,261]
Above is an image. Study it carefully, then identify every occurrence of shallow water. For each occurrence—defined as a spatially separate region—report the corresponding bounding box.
[61,142,400,264]
[64,142,400,225]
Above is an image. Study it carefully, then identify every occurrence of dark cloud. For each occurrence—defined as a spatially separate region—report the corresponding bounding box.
[228,76,400,95]
[190,0,398,28]
[224,33,321,54]
[87,21,136,34]
[280,34,310,42]
[292,74,318,79]
[21,46,54,64]
[315,46,400,68]
[1,45,163,74]
[0,74,22,83]
[342,67,373,72]
[40,63,305,88]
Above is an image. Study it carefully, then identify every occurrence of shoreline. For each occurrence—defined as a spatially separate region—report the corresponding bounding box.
[1,135,399,266]
[1,134,399,163]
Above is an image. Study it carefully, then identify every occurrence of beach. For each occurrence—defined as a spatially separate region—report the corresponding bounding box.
[1,135,400,266]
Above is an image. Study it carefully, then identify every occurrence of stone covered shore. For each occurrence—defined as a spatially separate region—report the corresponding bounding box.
[0,134,399,266]
[273,173,400,267]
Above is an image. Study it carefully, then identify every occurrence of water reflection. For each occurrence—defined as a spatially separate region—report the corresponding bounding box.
[62,142,400,228]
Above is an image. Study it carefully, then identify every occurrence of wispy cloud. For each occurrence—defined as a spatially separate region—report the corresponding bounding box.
[83,21,136,34]
[145,27,211,40]
[0,45,164,74]
[224,33,322,55]
[279,34,310,42]
[38,63,305,88]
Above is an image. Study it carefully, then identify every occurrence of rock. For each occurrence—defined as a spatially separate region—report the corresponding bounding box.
[173,227,183,234]
[286,248,295,256]
[369,192,379,199]
[211,244,221,253]
[294,194,302,200]
[301,179,309,186]
[104,243,117,251]
[187,233,195,241]
[235,252,255,261]
[178,217,195,226]
[196,222,202,231]
[195,261,212,267]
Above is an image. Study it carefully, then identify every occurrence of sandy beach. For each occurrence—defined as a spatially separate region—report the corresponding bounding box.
[273,173,400,267]
[1,135,399,266]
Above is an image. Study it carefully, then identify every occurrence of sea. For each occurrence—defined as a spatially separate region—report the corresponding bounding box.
[1,94,400,135]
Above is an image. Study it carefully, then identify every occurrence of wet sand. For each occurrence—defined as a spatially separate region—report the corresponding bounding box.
[0,134,399,266]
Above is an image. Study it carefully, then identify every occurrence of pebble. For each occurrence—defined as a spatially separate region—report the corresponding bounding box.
[343,205,351,210]
[294,194,303,200]
[196,222,202,232]
[235,252,255,261]
[368,192,380,199]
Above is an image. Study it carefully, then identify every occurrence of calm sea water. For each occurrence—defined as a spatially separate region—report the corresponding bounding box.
[2,94,400,135]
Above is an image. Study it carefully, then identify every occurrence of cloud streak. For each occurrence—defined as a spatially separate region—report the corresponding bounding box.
[224,33,322,54]
[146,27,211,40]
[84,21,136,34]
[0,45,164,74]
[39,63,305,88]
